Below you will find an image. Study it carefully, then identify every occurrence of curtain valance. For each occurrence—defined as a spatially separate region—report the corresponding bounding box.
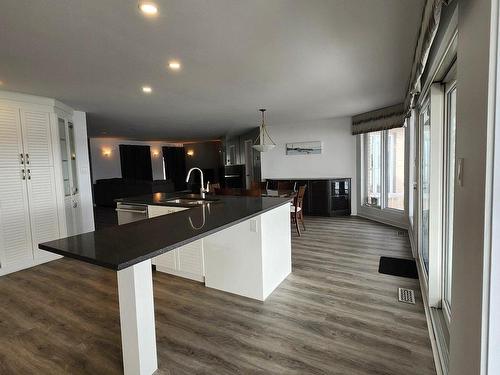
[351,103,405,135]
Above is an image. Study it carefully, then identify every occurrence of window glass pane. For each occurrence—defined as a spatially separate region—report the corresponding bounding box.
[387,127,405,210]
[364,131,382,207]
[421,105,431,273]
[444,86,456,311]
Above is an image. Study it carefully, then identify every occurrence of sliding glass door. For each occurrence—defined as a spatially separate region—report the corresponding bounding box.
[443,81,457,322]
[420,101,431,274]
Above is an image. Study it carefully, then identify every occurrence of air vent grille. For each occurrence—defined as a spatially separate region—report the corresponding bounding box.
[398,288,416,304]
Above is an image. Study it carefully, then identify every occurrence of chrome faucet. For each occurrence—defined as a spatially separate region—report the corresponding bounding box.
[185,167,209,198]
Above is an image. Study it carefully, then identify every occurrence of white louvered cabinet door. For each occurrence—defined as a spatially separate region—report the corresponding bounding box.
[20,110,53,167]
[177,240,204,280]
[0,105,33,269]
[0,168,34,268]
[0,105,25,168]
[26,166,60,259]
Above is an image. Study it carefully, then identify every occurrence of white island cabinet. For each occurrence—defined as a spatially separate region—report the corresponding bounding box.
[147,201,292,301]
[148,205,205,282]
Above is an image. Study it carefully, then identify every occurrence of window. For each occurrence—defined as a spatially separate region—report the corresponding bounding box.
[363,131,382,207]
[362,128,405,211]
[386,127,405,210]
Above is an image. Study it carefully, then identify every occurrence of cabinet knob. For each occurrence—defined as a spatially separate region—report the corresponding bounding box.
[21,169,26,180]
[25,154,30,164]
[20,153,24,165]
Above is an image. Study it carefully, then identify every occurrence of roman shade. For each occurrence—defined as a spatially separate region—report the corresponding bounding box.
[404,0,445,112]
[352,0,447,135]
[351,103,406,135]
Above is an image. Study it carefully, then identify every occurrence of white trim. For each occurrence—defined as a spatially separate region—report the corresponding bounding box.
[428,83,445,308]
[484,0,500,373]
[411,234,444,375]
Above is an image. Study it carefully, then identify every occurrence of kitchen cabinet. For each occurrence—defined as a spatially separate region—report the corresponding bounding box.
[0,100,66,275]
[148,205,205,282]
[58,114,82,235]
[223,127,261,189]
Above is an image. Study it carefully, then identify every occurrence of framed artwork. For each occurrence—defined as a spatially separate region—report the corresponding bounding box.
[285,141,322,155]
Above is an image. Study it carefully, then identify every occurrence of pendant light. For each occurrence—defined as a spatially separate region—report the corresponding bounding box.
[252,109,276,152]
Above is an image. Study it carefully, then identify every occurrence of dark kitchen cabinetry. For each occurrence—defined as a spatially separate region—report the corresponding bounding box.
[266,178,351,217]
[222,128,261,189]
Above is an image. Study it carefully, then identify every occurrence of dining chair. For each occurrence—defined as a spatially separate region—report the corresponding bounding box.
[244,188,261,197]
[291,185,306,236]
[208,182,220,193]
[278,181,296,191]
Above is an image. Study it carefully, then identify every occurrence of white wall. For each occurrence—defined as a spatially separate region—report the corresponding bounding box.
[449,0,496,374]
[88,138,181,183]
[73,112,95,232]
[261,117,357,214]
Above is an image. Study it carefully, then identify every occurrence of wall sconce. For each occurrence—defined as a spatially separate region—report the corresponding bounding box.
[102,148,112,157]
[186,149,194,157]
[152,150,160,158]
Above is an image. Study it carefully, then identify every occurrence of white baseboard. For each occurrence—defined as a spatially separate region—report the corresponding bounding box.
[155,265,205,283]
[356,212,408,229]
[0,254,62,276]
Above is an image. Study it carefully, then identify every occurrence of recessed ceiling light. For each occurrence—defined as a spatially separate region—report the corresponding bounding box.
[168,61,181,70]
[139,2,158,16]
[142,86,152,94]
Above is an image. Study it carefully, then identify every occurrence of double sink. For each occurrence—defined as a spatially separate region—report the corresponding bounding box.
[159,197,219,206]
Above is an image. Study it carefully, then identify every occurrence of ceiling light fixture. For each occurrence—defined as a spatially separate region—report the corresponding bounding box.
[142,85,152,94]
[252,109,276,152]
[139,2,158,16]
[168,61,181,70]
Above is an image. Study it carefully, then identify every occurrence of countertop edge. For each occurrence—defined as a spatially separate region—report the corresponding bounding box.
[39,197,293,271]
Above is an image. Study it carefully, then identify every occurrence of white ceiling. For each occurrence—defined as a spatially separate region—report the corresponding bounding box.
[0,0,424,140]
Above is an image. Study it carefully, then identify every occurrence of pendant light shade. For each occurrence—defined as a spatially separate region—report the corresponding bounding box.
[252,109,276,152]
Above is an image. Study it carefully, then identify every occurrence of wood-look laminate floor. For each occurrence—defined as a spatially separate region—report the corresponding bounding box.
[0,216,436,375]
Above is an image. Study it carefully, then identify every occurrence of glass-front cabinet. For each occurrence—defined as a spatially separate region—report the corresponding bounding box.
[57,115,81,235]
[58,118,79,196]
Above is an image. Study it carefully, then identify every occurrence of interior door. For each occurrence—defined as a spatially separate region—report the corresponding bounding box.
[0,106,34,268]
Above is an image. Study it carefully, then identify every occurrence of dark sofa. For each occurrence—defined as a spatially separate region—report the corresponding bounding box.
[93,178,175,207]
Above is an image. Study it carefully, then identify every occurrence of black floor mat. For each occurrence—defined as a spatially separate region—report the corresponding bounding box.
[378,256,418,279]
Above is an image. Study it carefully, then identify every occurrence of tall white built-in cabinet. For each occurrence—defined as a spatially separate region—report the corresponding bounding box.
[0,91,89,275]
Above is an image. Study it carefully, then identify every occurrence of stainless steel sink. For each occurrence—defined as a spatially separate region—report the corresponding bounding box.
[163,198,216,205]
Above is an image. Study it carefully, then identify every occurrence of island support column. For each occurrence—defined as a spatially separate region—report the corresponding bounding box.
[117,259,158,375]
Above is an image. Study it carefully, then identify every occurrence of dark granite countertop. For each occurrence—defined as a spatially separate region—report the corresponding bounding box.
[39,194,292,271]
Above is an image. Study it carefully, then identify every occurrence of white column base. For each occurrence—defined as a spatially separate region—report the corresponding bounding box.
[117,260,158,375]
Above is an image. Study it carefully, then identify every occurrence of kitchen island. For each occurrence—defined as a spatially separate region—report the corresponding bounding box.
[39,193,292,375]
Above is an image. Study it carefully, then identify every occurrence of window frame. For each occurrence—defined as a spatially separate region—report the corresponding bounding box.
[361,127,406,213]
[442,78,457,326]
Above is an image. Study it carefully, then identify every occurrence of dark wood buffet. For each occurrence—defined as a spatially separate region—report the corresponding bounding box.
[265,178,351,217]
